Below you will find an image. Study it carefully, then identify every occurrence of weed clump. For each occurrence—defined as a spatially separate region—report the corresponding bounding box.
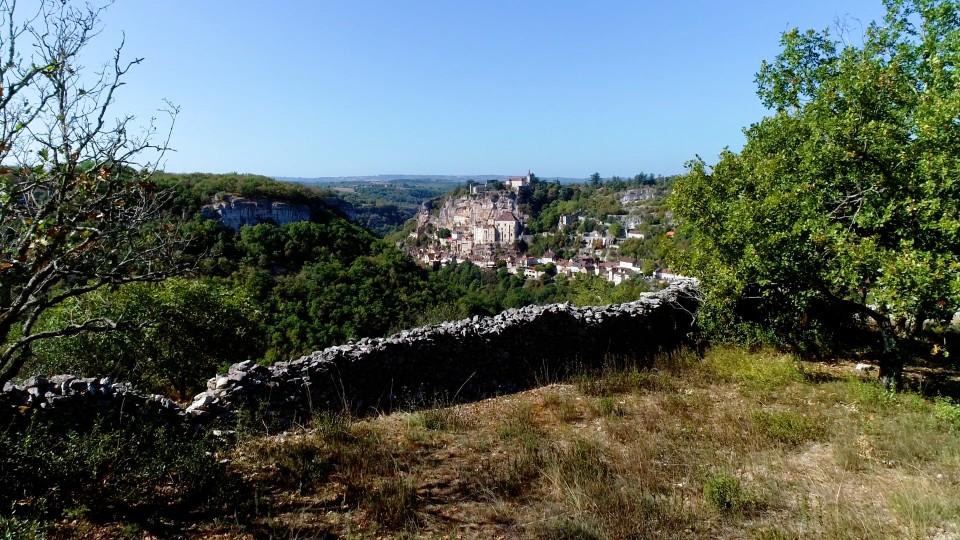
[0,413,242,533]
[703,471,747,514]
[933,396,960,431]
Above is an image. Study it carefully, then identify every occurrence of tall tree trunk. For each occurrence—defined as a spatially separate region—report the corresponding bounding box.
[827,294,903,390]
[874,315,903,390]
[911,312,926,340]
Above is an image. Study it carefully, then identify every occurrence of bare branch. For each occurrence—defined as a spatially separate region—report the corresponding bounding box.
[0,0,185,386]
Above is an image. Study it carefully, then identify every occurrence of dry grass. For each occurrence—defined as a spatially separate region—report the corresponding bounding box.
[209,347,960,539]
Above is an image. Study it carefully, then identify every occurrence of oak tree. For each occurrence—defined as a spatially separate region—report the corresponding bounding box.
[671,0,960,384]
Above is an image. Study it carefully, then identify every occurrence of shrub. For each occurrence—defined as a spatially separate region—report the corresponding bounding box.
[703,471,746,514]
[933,397,960,432]
[0,414,243,528]
[596,396,626,418]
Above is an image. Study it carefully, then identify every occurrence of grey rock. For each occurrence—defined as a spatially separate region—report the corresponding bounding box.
[229,360,257,373]
[186,394,215,414]
[70,378,93,392]
[49,374,75,386]
[22,376,47,388]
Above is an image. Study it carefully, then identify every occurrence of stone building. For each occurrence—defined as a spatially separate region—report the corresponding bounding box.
[494,211,521,243]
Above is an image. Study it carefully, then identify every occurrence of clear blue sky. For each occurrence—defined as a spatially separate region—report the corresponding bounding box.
[84,1,888,179]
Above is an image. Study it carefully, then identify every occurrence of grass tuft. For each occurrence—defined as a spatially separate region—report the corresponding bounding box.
[497,403,544,447]
[543,388,581,422]
[752,409,825,446]
[703,470,748,514]
[0,514,47,540]
[407,404,470,433]
[595,395,626,418]
[703,347,805,393]
[536,518,604,540]
[574,356,674,397]
[365,475,420,529]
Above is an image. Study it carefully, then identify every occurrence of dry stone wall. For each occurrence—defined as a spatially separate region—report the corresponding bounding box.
[1,280,699,428]
[0,375,184,428]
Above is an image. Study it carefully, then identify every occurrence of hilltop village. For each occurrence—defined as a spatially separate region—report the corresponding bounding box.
[405,172,677,284]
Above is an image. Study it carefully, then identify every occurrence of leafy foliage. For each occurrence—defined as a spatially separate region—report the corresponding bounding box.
[671,0,960,378]
[245,235,441,363]
[28,279,264,399]
[0,415,242,530]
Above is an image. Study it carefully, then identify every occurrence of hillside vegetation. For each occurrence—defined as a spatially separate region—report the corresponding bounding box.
[320,178,461,236]
[19,172,671,399]
[20,173,443,395]
[5,348,959,538]
[3,0,960,538]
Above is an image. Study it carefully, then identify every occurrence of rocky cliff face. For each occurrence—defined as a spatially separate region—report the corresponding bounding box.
[1,280,699,428]
[201,194,311,230]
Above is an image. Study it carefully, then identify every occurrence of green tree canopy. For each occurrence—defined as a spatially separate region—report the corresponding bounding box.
[29,279,264,399]
[608,222,624,239]
[670,0,960,384]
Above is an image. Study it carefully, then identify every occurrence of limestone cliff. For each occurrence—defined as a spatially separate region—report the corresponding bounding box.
[201,194,311,230]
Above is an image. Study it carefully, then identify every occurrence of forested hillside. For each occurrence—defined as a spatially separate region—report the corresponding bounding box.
[22,173,444,398]
[318,178,460,236]
[19,173,667,399]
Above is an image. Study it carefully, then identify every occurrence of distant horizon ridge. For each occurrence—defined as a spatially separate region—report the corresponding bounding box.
[271,173,655,184]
